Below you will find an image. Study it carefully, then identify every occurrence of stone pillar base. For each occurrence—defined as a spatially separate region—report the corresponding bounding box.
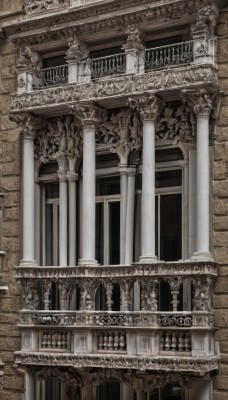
[78,258,98,266]
[139,255,158,263]
[191,252,214,262]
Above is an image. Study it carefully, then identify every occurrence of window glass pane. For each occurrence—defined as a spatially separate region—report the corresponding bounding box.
[46,204,53,266]
[160,194,182,261]
[91,46,123,58]
[97,381,120,400]
[146,35,183,49]
[156,170,182,188]
[109,201,120,265]
[150,389,159,400]
[163,385,182,399]
[155,148,184,163]
[96,176,120,196]
[46,183,59,199]
[43,55,66,68]
[96,203,104,264]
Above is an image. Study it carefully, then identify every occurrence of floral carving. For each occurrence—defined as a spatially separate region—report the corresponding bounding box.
[34,115,82,164]
[128,94,161,121]
[24,0,68,15]
[156,103,196,144]
[182,89,216,116]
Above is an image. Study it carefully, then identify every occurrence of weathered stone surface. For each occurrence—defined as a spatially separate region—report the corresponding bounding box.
[214,144,226,160]
[215,278,228,293]
[214,199,228,215]
[214,181,228,197]
[214,216,228,231]
[214,161,226,180]
[214,295,228,308]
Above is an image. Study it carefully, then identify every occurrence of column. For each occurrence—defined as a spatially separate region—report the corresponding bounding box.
[67,170,78,267]
[119,164,128,264]
[22,126,36,263]
[57,158,68,267]
[125,167,136,265]
[184,90,214,260]
[25,371,35,400]
[129,94,160,263]
[72,103,101,265]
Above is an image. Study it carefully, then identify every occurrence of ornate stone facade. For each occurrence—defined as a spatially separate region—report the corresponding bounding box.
[0,0,228,399]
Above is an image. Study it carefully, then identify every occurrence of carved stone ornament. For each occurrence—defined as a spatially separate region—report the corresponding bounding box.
[66,34,89,62]
[17,46,42,70]
[10,65,218,112]
[122,25,144,52]
[10,112,45,140]
[24,0,68,15]
[97,108,142,160]
[70,103,106,129]
[182,89,216,116]
[156,102,196,144]
[128,94,161,121]
[21,281,40,310]
[37,367,83,388]
[34,115,82,164]
[191,4,219,36]
[14,352,219,373]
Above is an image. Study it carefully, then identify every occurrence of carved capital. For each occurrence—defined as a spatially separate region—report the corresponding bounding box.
[10,112,45,140]
[70,103,105,129]
[128,94,161,121]
[182,89,216,117]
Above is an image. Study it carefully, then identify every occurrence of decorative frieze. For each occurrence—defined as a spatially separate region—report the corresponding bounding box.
[10,65,218,112]
[14,352,219,373]
[24,0,69,15]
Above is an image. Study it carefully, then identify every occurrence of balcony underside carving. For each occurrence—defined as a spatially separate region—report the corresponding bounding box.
[10,65,217,114]
[16,262,217,279]
[14,352,219,373]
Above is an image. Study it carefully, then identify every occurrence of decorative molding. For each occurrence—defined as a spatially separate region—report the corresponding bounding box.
[24,0,69,15]
[14,352,219,373]
[34,115,82,164]
[182,89,217,116]
[10,65,218,113]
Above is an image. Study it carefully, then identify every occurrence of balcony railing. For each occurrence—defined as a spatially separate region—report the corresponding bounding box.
[145,41,194,71]
[91,53,126,79]
[33,65,68,89]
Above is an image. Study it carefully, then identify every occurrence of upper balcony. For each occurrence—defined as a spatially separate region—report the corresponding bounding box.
[11,38,218,114]
[14,261,219,374]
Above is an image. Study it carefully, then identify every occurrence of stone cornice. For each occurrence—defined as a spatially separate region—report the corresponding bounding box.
[10,64,218,114]
[14,352,219,373]
[15,261,218,279]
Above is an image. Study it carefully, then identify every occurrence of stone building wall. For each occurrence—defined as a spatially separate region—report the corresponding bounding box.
[0,1,24,399]
[214,4,228,400]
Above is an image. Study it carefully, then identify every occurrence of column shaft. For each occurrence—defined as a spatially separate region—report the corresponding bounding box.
[68,173,77,266]
[120,166,128,264]
[140,119,156,262]
[125,168,136,265]
[22,135,35,262]
[81,126,96,263]
[59,174,68,266]
[195,114,211,258]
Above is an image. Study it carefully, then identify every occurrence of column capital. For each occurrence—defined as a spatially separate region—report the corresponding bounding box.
[182,89,216,117]
[10,112,45,140]
[70,103,106,129]
[67,171,78,182]
[57,170,67,183]
[128,94,161,121]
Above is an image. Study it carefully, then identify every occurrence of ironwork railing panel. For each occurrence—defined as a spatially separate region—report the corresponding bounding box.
[91,53,126,79]
[33,65,68,89]
[145,41,193,71]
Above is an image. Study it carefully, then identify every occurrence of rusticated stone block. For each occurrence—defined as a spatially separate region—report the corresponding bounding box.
[214,216,228,231]
[214,278,228,293]
[0,391,22,400]
[0,176,20,192]
[214,247,228,263]
[3,375,23,391]
[214,295,228,308]
[214,231,228,246]
[4,207,20,221]
[3,221,20,237]
[218,64,228,78]
[214,181,228,197]
[214,199,227,215]
[0,338,20,352]
[217,106,228,126]
[214,391,228,400]
[0,298,21,313]
[214,310,228,327]
[214,144,226,160]
[215,375,228,391]
[217,40,228,63]
[214,161,226,180]
[0,115,17,131]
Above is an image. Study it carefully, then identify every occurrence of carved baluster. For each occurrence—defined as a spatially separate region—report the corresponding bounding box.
[185,333,191,352]
[120,332,125,351]
[171,332,177,351]
[57,332,62,348]
[52,332,57,348]
[108,332,114,351]
[43,282,51,311]
[167,279,181,312]
[114,331,119,351]
[98,334,103,350]
[165,332,171,351]
[42,332,47,348]
[160,333,164,352]
[47,332,51,348]
[103,333,108,350]
[178,333,184,352]
[67,332,71,349]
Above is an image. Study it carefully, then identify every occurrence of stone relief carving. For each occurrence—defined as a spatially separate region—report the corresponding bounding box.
[191,4,219,36]
[97,109,142,161]
[37,367,83,388]
[14,352,219,372]
[182,89,216,116]
[10,65,218,112]
[21,281,40,310]
[34,115,82,164]
[17,47,42,70]
[10,112,45,139]
[156,103,196,144]
[24,0,68,15]
[123,25,144,52]
[66,34,89,62]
